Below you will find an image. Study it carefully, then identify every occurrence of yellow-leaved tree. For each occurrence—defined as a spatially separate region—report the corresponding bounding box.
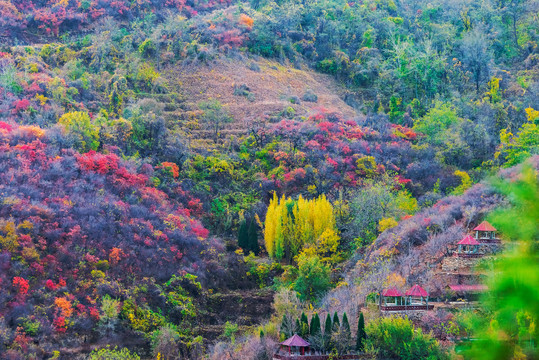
[264,193,340,263]
[58,111,100,151]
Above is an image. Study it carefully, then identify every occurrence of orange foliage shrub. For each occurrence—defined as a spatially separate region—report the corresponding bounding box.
[239,14,254,28]
[109,247,124,265]
[55,297,73,318]
[159,162,180,178]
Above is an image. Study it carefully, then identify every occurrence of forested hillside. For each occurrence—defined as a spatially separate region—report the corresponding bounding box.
[0,0,538,358]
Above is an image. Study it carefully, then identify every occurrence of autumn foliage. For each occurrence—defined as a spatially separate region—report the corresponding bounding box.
[264,193,339,263]
[0,122,222,355]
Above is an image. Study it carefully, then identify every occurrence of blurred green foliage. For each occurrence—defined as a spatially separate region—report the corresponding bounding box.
[465,164,539,359]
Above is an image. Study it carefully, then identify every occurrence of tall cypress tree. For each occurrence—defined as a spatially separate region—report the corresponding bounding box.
[332,311,340,331]
[247,219,259,255]
[237,220,248,251]
[310,313,321,336]
[356,312,366,352]
[324,313,332,351]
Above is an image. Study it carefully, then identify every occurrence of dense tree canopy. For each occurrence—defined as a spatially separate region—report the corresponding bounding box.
[0,0,538,357]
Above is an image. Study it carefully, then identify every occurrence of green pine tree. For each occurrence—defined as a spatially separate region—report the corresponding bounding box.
[324,313,333,351]
[247,219,259,255]
[316,314,322,334]
[238,220,248,251]
[356,312,366,352]
[310,313,321,336]
[295,318,301,335]
[332,312,340,331]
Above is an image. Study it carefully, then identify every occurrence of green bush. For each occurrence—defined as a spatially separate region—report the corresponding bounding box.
[58,111,100,151]
[413,101,461,145]
[88,346,140,360]
[316,59,340,74]
[21,318,40,337]
[120,300,166,335]
[138,39,156,57]
[0,65,22,94]
[224,321,239,343]
[366,316,448,360]
[293,253,331,301]
[100,295,120,323]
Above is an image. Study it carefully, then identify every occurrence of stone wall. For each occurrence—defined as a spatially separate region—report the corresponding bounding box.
[441,256,481,272]
[380,310,430,322]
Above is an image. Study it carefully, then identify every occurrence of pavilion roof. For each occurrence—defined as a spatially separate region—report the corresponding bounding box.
[405,284,429,297]
[280,334,310,347]
[382,288,403,297]
[474,221,496,232]
[449,284,488,293]
[458,235,480,246]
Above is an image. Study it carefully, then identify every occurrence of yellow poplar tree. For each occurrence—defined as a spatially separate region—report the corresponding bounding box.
[264,193,339,262]
[264,192,279,258]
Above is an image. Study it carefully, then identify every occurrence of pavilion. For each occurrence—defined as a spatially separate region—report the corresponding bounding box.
[279,334,310,356]
[455,235,482,257]
[379,284,433,311]
[404,284,433,310]
[379,288,404,311]
[382,288,404,305]
[474,221,498,243]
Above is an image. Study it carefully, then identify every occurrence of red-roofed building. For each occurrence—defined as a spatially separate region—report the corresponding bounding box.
[474,221,496,232]
[474,221,498,242]
[458,235,480,246]
[274,334,360,359]
[406,284,429,298]
[278,334,310,356]
[456,235,482,258]
[382,288,403,297]
[404,284,433,310]
[379,284,433,311]
[380,288,404,310]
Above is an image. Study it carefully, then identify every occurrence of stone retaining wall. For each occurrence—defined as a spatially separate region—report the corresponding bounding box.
[441,256,480,272]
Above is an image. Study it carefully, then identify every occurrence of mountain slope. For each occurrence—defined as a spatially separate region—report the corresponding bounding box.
[319,156,539,321]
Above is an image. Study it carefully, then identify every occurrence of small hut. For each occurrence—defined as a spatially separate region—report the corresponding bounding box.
[456,235,481,257]
[279,334,310,356]
[405,284,431,309]
[474,221,497,242]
